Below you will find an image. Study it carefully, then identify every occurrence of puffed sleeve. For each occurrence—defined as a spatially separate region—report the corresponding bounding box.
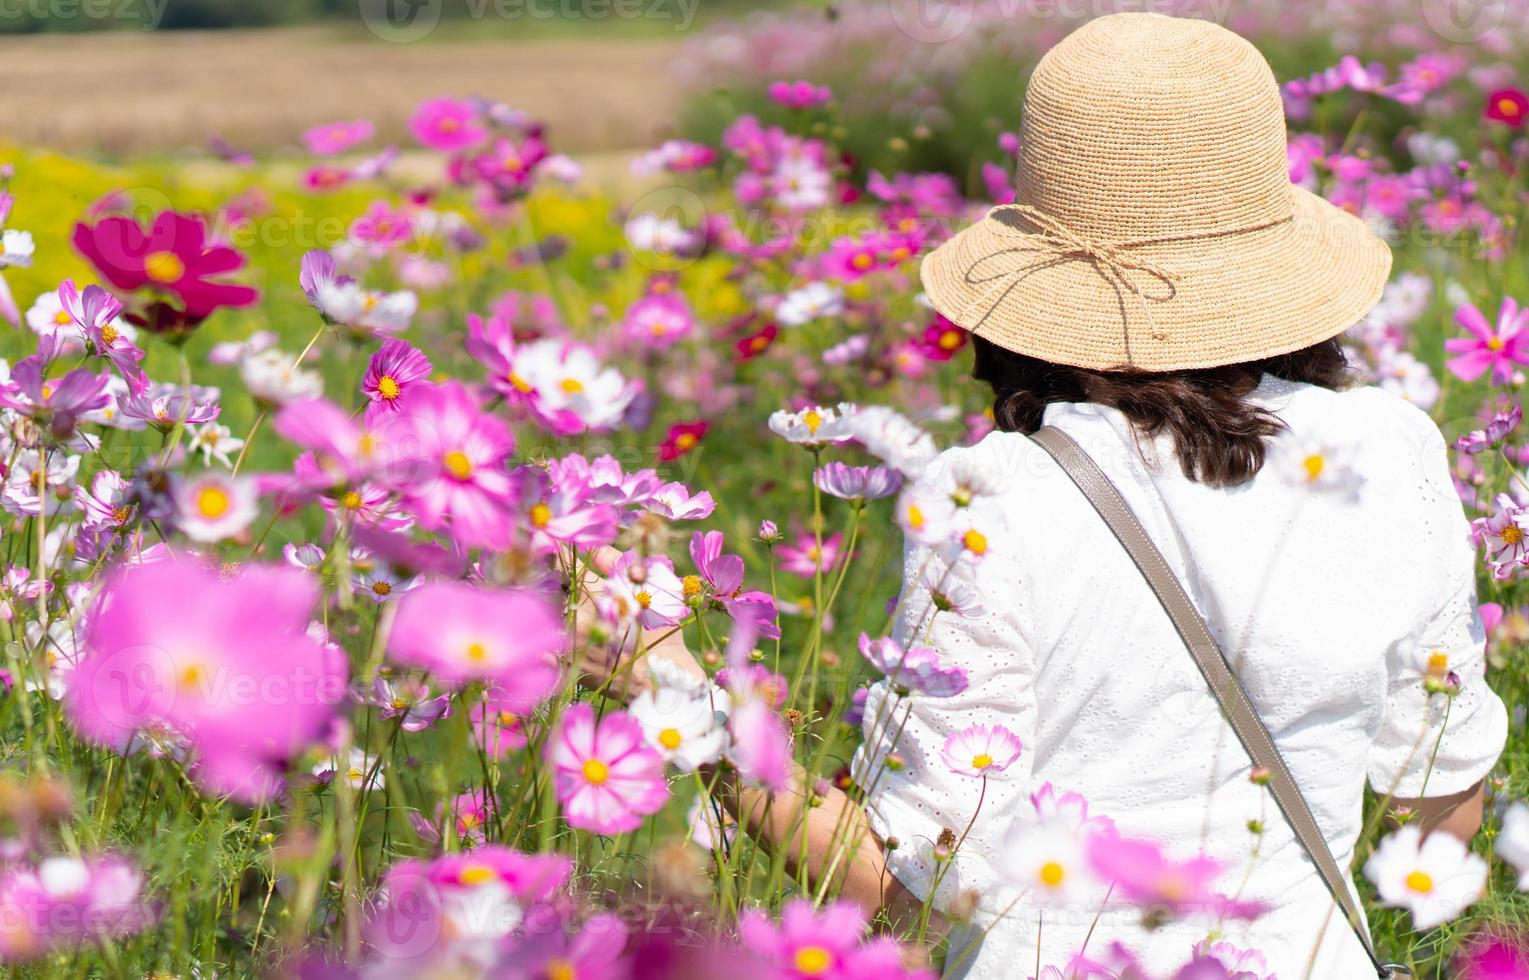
[1366,409,1508,798]
[850,474,1036,910]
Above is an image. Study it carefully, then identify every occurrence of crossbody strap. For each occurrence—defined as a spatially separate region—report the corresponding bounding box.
[1029,425,1403,980]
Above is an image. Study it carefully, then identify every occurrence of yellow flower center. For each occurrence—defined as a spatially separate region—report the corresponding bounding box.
[195,486,231,519]
[1504,525,1525,546]
[681,575,703,598]
[675,432,698,451]
[178,663,207,692]
[1425,651,1449,676]
[509,372,532,393]
[376,375,401,400]
[1039,861,1066,887]
[1405,870,1434,894]
[802,410,823,433]
[1487,336,1505,351]
[971,753,993,770]
[634,591,652,609]
[465,642,488,663]
[341,490,363,510]
[99,323,119,346]
[1302,454,1325,481]
[53,310,70,326]
[850,252,874,270]
[144,251,185,284]
[793,946,832,975]
[906,504,925,529]
[658,728,683,750]
[443,450,473,480]
[559,377,584,394]
[581,758,609,785]
[458,864,496,886]
[529,502,552,528]
[371,581,392,596]
[962,529,988,555]
[546,958,575,980]
[1499,97,1521,116]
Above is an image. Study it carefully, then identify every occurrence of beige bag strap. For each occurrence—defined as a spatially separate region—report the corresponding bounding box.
[1029,426,1406,980]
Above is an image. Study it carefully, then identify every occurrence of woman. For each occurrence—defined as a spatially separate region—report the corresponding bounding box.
[594,12,1507,978]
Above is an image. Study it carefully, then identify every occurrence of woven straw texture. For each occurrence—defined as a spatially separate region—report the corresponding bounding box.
[921,12,1392,372]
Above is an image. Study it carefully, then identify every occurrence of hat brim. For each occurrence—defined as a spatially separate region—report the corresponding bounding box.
[920,185,1392,372]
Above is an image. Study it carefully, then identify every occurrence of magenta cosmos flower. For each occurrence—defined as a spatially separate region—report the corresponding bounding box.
[548,703,668,835]
[63,560,345,802]
[940,723,1023,777]
[1485,88,1528,129]
[1085,834,1244,919]
[389,580,563,697]
[1446,297,1529,383]
[766,80,833,110]
[410,97,488,152]
[72,210,258,329]
[362,338,432,425]
[387,381,517,550]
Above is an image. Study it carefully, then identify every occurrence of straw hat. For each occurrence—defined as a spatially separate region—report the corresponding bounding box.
[921,12,1392,372]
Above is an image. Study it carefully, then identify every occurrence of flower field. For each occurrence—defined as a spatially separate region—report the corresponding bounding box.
[0,2,1528,977]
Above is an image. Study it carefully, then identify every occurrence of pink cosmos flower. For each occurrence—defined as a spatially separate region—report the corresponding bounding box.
[856,635,968,697]
[501,913,630,978]
[691,530,780,640]
[776,531,843,578]
[302,119,374,155]
[0,350,110,440]
[72,210,259,328]
[766,79,833,109]
[1458,935,1529,979]
[355,675,451,732]
[471,685,529,757]
[1446,298,1529,383]
[119,382,220,432]
[174,472,259,543]
[728,697,790,792]
[362,339,433,425]
[644,481,716,521]
[63,560,345,802]
[0,854,151,962]
[57,280,148,395]
[622,292,695,348]
[410,97,488,152]
[1085,834,1232,918]
[741,899,931,979]
[348,200,412,250]
[389,580,564,697]
[408,789,490,848]
[1472,494,1529,580]
[1456,405,1522,454]
[547,703,668,835]
[388,381,517,550]
[813,463,902,501]
[940,723,1023,777]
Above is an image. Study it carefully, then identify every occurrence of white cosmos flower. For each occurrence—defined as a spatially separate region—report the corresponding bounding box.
[768,403,858,447]
[841,405,938,477]
[1363,824,1487,929]
[313,747,384,792]
[777,282,845,326]
[517,339,633,432]
[1000,815,1102,907]
[316,281,418,336]
[0,229,34,268]
[624,212,700,256]
[894,481,957,547]
[240,348,323,406]
[174,472,258,543]
[1275,435,1363,501]
[187,422,244,469]
[1496,802,1529,889]
[629,684,727,771]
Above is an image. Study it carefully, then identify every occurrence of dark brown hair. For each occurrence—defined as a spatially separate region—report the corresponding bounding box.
[971,336,1352,487]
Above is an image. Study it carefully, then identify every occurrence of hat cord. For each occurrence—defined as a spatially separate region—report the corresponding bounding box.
[957,203,1185,343]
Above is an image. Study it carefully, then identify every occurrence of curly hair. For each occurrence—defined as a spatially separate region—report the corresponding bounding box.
[970,335,1353,487]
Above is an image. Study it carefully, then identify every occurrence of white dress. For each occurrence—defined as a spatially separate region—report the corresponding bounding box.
[854,377,1508,979]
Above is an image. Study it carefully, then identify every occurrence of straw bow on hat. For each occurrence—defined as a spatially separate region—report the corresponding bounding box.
[921,12,1392,372]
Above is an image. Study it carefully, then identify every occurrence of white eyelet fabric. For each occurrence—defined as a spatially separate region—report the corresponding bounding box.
[852,377,1507,979]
